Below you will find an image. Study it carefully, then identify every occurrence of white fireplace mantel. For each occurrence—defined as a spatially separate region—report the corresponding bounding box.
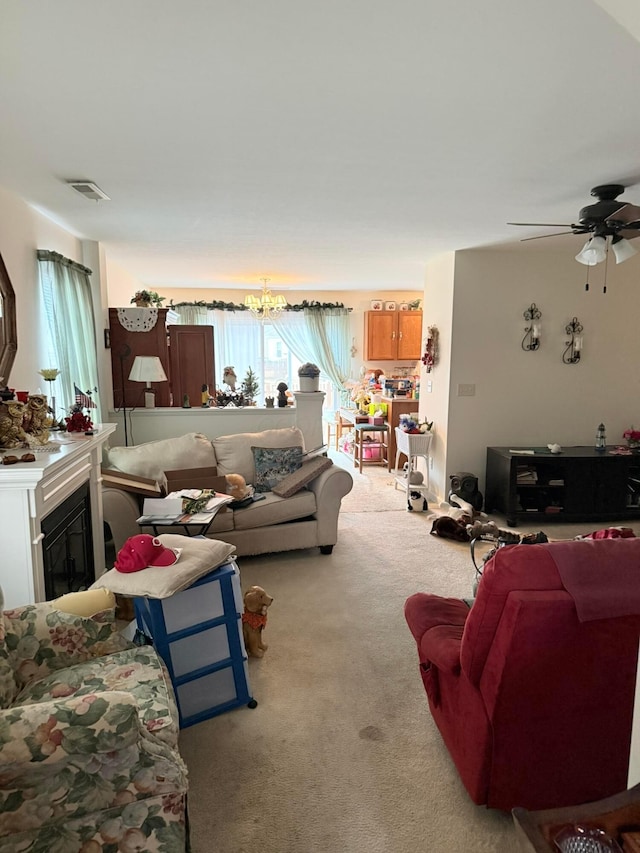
[0,424,115,609]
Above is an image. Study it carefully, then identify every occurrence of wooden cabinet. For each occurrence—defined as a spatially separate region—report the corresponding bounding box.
[485,446,640,526]
[109,308,171,408]
[382,396,420,471]
[168,324,215,409]
[365,310,422,361]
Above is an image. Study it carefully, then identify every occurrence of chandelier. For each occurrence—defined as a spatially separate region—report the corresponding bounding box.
[244,278,287,320]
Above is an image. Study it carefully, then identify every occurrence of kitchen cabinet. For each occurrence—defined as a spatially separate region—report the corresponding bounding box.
[382,396,420,472]
[485,446,640,526]
[365,310,422,361]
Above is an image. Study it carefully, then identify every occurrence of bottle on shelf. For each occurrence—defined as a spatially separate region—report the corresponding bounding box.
[595,423,606,451]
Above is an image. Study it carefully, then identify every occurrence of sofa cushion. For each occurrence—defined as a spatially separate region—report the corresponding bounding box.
[212,427,304,483]
[15,645,179,747]
[3,603,127,696]
[252,446,303,492]
[232,489,317,530]
[106,432,217,489]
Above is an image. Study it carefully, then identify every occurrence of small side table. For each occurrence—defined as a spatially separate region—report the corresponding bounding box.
[353,423,389,473]
[133,559,256,728]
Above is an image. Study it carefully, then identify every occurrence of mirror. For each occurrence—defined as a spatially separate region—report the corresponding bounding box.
[0,251,17,388]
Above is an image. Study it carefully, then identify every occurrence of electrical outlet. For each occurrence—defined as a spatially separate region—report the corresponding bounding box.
[457,383,476,397]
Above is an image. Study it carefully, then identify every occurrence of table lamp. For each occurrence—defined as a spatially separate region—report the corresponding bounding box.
[128,355,168,408]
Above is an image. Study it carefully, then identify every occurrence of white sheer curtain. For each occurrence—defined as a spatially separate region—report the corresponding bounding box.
[271,309,351,402]
[37,250,101,421]
[211,310,261,391]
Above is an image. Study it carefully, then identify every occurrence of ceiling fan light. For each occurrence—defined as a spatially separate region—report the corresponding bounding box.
[612,236,638,264]
[575,236,607,266]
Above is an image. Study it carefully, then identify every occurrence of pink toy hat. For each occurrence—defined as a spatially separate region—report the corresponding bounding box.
[115,534,180,573]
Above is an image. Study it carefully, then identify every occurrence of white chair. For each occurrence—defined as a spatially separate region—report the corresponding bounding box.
[393,427,433,510]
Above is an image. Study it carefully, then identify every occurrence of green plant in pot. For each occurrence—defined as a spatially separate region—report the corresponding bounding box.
[298,362,321,392]
[131,289,165,308]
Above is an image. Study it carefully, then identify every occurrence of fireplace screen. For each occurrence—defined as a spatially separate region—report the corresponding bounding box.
[41,482,94,600]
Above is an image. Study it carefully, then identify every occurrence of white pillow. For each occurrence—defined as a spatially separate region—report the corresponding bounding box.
[106,433,217,489]
[213,427,305,482]
[91,534,235,598]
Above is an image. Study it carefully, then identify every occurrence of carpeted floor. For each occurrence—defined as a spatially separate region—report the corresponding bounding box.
[179,453,640,853]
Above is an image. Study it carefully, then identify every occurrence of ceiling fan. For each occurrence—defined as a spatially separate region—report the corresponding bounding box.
[508,184,640,265]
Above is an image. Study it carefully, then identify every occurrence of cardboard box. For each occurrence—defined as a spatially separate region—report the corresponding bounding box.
[164,467,227,494]
[101,467,161,498]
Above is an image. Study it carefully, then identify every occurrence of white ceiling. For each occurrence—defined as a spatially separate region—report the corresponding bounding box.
[2,0,640,293]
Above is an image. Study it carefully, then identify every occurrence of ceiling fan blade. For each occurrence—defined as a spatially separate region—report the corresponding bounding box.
[507,222,573,227]
[606,204,640,225]
[520,231,579,242]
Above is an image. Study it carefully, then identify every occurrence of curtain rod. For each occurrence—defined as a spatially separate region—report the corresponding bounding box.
[36,250,92,276]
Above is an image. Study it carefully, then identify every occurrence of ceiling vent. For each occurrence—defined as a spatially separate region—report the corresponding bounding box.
[67,181,110,201]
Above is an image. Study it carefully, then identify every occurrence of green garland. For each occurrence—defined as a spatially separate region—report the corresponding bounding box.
[169,299,351,312]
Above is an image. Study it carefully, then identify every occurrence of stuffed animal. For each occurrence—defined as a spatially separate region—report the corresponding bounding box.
[225,473,250,501]
[242,585,273,658]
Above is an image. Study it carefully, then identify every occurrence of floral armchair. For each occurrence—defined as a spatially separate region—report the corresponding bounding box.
[0,590,189,852]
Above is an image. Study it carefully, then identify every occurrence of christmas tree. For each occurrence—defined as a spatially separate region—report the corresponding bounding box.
[241,366,259,403]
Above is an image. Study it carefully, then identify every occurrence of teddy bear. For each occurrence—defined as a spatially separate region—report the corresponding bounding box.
[224,473,251,501]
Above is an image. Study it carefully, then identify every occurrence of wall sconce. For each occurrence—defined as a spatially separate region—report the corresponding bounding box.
[562,317,584,364]
[521,303,542,351]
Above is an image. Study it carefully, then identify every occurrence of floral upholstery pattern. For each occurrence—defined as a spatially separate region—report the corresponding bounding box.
[0,599,188,852]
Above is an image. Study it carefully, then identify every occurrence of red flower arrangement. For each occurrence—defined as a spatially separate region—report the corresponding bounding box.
[65,407,93,433]
[623,428,640,443]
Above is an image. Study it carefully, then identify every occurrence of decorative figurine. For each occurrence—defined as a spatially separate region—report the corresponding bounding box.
[265,396,275,409]
[277,382,288,408]
[23,394,52,444]
[0,400,28,448]
[242,586,273,658]
[182,394,191,409]
[201,383,210,407]
[223,366,237,392]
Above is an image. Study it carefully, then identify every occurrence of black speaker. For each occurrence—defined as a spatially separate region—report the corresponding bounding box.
[448,471,483,511]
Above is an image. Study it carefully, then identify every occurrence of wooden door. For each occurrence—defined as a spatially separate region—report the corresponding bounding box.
[365,311,397,360]
[109,308,171,408]
[396,311,422,360]
[168,324,215,409]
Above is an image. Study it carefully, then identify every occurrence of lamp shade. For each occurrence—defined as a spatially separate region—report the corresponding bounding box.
[612,236,638,264]
[128,356,168,384]
[575,235,607,266]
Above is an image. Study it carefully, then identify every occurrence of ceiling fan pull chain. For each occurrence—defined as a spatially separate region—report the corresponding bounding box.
[585,264,590,292]
[603,241,609,294]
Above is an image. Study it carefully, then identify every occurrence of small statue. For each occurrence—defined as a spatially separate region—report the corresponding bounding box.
[201,383,210,407]
[242,586,273,658]
[277,382,288,408]
[23,394,52,444]
[265,396,275,409]
[0,400,28,449]
[223,366,237,392]
[182,394,191,409]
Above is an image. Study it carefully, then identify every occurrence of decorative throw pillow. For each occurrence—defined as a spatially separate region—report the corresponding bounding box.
[252,446,303,493]
[272,456,333,498]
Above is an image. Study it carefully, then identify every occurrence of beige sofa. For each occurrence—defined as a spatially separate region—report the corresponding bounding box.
[102,428,353,557]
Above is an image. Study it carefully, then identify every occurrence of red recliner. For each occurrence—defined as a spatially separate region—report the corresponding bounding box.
[405,538,640,811]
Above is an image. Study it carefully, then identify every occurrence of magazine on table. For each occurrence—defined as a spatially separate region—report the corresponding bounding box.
[137,491,234,525]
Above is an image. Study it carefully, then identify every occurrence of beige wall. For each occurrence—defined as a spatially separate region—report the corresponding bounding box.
[424,244,640,503]
[0,186,82,391]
